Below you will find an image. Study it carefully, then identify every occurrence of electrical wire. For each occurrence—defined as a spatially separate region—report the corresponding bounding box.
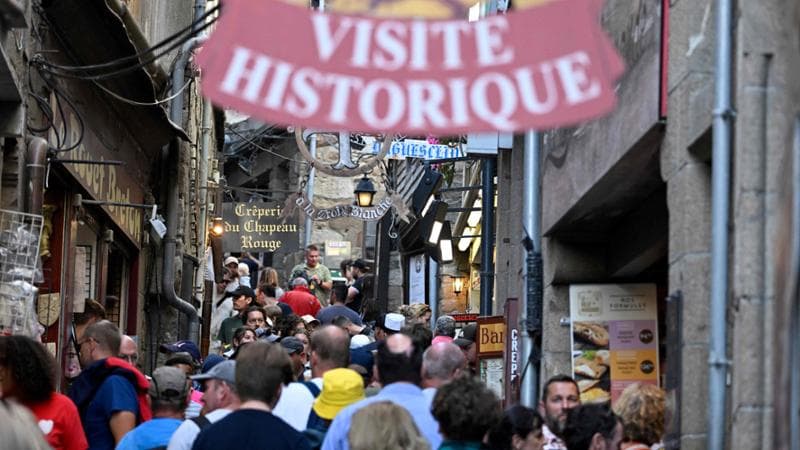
[34,17,217,81]
[36,4,219,74]
[92,77,194,107]
[226,127,304,163]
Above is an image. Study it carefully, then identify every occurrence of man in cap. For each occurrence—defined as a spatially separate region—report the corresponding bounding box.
[280,336,308,381]
[116,366,189,450]
[167,360,240,450]
[218,285,256,346]
[345,259,369,313]
[281,277,322,317]
[290,244,333,306]
[160,340,202,369]
[192,342,309,450]
[453,323,478,375]
[303,368,366,447]
[224,256,239,272]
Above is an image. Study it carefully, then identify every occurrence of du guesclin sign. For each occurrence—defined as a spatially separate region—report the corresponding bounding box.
[222,202,300,255]
[196,0,624,135]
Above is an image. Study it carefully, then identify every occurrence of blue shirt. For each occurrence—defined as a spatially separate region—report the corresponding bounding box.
[321,383,442,450]
[85,374,139,450]
[116,417,183,450]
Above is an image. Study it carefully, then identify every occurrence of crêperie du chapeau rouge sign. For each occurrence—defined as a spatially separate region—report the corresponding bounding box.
[196,0,624,135]
[222,202,300,254]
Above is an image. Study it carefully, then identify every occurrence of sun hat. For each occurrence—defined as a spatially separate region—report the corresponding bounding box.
[312,368,366,420]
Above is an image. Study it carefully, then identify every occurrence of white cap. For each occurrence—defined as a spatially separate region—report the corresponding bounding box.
[384,313,405,332]
[224,256,239,266]
[350,334,372,349]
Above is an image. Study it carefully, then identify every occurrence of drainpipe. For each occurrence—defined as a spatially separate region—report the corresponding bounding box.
[196,99,212,297]
[162,36,205,342]
[303,0,325,248]
[428,257,439,328]
[521,130,541,407]
[708,0,734,448]
[25,137,48,215]
[479,158,495,316]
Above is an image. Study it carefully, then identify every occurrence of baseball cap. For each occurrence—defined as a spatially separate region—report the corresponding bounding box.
[454,323,477,348]
[231,285,256,300]
[160,340,202,363]
[351,259,368,271]
[224,256,239,266]
[301,314,320,327]
[280,336,305,355]
[191,360,236,385]
[379,313,405,333]
[312,368,366,420]
[149,366,189,400]
[200,354,225,374]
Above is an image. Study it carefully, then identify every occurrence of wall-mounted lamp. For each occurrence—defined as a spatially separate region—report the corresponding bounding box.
[210,217,225,236]
[452,275,465,295]
[354,175,377,207]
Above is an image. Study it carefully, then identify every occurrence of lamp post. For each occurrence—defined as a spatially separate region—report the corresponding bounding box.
[354,175,377,207]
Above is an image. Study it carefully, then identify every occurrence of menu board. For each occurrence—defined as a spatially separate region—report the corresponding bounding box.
[569,284,659,405]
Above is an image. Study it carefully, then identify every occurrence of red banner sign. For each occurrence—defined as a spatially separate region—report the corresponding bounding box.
[197,0,623,134]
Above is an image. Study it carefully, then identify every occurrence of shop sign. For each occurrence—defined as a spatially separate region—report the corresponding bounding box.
[196,0,624,135]
[366,139,464,161]
[221,202,300,253]
[504,298,521,406]
[293,194,393,222]
[569,284,660,405]
[476,316,505,357]
[50,98,145,247]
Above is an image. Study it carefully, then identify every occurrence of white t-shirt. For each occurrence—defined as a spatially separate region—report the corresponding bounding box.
[167,408,233,450]
[272,378,323,431]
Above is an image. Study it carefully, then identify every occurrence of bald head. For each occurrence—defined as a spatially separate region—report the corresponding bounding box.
[310,325,350,376]
[293,277,308,288]
[377,333,422,386]
[422,342,465,388]
[119,335,139,365]
[386,333,413,355]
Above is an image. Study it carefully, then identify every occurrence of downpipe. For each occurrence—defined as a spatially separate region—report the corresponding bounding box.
[161,36,205,342]
[24,137,48,215]
[708,0,734,448]
[521,130,542,407]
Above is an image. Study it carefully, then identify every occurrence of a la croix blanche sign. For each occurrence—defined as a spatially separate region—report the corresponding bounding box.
[196,0,624,135]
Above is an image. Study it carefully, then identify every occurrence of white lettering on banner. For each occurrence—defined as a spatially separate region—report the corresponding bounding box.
[294,195,393,222]
[309,14,511,71]
[368,139,464,160]
[510,328,519,382]
[217,45,602,132]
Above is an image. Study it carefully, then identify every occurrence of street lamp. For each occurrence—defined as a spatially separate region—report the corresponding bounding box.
[210,217,225,236]
[425,201,448,246]
[354,175,377,207]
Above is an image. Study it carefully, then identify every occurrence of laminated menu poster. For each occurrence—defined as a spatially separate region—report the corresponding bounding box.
[569,284,659,405]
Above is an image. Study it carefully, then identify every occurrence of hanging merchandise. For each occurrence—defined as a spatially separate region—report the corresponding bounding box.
[0,209,44,337]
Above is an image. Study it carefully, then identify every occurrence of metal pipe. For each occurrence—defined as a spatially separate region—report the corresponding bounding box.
[429,257,439,327]
[193,0,207,29]
[708,0,734,447]
[196,99,212,304]
[304,137,317,248]
[25,137,48,215]
[480,158,495,316]
[521,130,541,407]
[162,37,205,342]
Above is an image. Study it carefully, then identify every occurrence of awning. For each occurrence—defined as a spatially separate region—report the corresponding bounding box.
[42,0,189,150]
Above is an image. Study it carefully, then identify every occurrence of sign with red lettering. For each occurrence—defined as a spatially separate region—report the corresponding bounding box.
[197,0,623,134]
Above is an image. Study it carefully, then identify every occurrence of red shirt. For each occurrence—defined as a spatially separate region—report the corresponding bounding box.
[26,392,88,450]
[280,286,321,317]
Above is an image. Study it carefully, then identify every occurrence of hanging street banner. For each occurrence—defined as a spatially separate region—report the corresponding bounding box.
[196,0,624,135]
[222,202,300,254]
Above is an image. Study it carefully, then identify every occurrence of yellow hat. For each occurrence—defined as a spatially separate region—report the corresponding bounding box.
[312,368,366,420]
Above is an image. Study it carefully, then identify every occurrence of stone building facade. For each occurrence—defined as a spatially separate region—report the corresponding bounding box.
[495,0,800,448]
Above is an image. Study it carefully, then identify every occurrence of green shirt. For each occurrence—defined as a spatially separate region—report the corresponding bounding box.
[218,315,244,345]
[289,263,332,306]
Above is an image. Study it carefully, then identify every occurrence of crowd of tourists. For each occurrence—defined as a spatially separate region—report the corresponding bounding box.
[0,249,668,449]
